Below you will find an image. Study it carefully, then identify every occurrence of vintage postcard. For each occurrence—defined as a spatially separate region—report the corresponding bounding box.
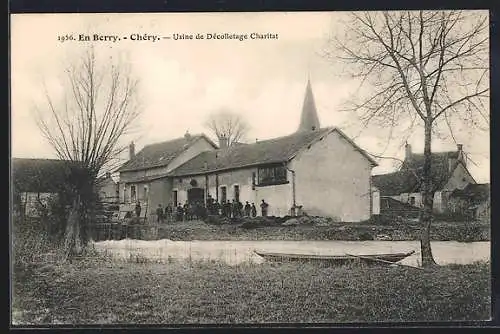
[10,11,490,325]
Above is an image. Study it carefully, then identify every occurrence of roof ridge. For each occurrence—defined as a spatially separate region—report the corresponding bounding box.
[142,134,203,148]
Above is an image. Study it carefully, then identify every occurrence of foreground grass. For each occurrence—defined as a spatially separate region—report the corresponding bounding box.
[12,259,490,325]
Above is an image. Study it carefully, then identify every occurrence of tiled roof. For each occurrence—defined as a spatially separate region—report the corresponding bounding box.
[372,170,419,196]
[12,158,72,193]
[169,127,377,177]
[451,183,490,201]
[118,134,217,172]
[372,150,464,196]
[402,151,459,171]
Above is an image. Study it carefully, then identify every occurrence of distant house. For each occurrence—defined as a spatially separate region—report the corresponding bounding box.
[12,158,70,218]
[372,143,477,216]
[448,183,490,221]
[96,172,119,204]
[117,79,378,222]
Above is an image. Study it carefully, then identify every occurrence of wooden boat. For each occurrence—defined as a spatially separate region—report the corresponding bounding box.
[254,250,415,266]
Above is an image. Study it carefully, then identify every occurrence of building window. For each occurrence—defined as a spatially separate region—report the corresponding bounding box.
[220,186,227,203]
[123,185,129,202]
[172,190,178,206]
[409,196,416,206]
[143,186,148,200]
[258,165,287,186]
[234,185,240,202]
[130,185,136,203]
[252,172,256,190]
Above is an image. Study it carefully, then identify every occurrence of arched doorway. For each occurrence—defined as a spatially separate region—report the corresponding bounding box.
[187,187,205,205]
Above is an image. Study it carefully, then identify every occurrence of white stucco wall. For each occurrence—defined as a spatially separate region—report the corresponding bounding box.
[372,188,381,215]
[442,163,476,190]
[290,130,373,222]
[166,138,216,173]
[391,191,444,212]
[172,167,292,217]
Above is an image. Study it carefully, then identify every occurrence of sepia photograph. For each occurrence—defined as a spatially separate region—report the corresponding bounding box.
[10,10,491,325]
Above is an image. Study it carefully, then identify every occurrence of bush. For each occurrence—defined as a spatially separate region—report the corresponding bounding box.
[358,231,374,241]
[458,223,484,243]
[12,215,64,267]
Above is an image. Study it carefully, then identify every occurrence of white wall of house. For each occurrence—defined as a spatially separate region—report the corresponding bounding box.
[166,138,215,174]
[290,130,374,222]
[442,163,476,190]
[390,191,444,212]
[173,167,293,217]
[254,182,292,217]
[372,188,381,215]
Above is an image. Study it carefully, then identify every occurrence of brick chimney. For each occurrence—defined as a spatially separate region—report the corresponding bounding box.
[129,141,135,160]
[184,130,191,141]
[219,135,228,149]
[405,143,412,161]
[457,144,465,166]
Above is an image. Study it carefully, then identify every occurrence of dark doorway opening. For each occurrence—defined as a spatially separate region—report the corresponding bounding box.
[187,188,205,205]
[172,190,178,206]
[234,185,240,202]
[220,186,227,203]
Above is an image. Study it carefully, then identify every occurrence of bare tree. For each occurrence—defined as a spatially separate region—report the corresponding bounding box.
[204,109,250,146]
[327,11,489,266]
[34,46,141,257]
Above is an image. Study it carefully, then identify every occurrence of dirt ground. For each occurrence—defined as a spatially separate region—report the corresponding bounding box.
[93,217,490,242]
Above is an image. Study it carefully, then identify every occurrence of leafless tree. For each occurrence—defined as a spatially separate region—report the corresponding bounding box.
[34,46,141,257]
[326,11,489,266]
[204,109,250,146]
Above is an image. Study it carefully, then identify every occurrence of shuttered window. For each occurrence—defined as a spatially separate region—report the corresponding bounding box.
[258,165,288,186]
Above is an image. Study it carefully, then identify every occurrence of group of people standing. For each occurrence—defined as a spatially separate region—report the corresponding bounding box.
[133,196,270,224]
[205,195,270,219]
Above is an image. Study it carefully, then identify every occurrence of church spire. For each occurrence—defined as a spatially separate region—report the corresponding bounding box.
[297,78,320,132]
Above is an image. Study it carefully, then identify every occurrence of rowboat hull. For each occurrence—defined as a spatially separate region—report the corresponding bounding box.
[254,250,415,266]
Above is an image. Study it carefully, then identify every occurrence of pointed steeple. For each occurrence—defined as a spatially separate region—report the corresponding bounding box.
[297,78,320,132]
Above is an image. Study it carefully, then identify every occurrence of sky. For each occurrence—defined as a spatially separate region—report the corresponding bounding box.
[10,12,490,182]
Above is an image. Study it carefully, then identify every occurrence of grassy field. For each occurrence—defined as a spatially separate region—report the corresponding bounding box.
[100,219,490,242]
[12,258,490,325]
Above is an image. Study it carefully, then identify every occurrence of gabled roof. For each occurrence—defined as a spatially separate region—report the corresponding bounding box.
[402,151,459,171]
[372,150,467,196]
[372,170,419,196]
[169,127,377,177]
[12,158,72,193]
[118,134,217,172]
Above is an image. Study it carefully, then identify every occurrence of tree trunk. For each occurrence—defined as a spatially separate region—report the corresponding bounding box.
[420,122,437,267]
[63,196,84,260]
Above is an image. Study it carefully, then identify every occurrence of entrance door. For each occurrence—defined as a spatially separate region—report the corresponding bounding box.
[187,188,205,205]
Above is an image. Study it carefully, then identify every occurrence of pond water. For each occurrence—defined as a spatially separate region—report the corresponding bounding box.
[92,239,490,267]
